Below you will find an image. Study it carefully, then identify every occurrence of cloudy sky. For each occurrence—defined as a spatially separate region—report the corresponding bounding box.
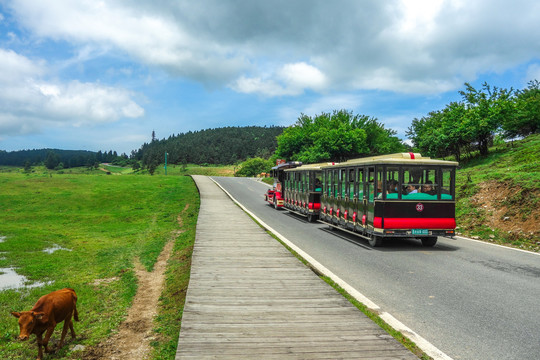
[1,0,539,155]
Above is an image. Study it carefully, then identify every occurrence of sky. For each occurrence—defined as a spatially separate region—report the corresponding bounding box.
[1,0,539,155]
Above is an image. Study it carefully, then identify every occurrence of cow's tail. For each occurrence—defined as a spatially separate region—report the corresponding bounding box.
[70,289,79,322]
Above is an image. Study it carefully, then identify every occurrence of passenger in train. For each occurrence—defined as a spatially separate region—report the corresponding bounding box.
[314,178,322,192]
[387,180,399,194]
[406,183,418,194]
[421,181,437,195]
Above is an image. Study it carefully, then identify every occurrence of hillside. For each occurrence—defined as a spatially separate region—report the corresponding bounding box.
[134,126,285,166]
[455,134,540,251]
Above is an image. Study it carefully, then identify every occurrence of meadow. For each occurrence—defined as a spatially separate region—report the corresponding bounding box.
[0,168,200,359]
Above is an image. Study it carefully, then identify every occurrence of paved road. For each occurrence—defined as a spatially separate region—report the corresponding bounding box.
[212,176,540,360]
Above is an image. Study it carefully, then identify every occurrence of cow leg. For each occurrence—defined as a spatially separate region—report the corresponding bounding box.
[58,315,72,348]
[42,325,56,353]
[69,319,76,339]
[35,333,44,360]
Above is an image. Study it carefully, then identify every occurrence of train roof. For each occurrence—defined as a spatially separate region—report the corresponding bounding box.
[284,162,338,172]
[271,161,302,171]
[322,153,458,168]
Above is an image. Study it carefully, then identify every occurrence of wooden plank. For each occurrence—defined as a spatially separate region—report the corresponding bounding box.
[176,176,418,360]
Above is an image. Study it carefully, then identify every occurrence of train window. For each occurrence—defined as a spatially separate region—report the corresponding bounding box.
[376,169,383,199]
[314,171,322,192]
[385,167,400,200]
[441,168,454,200]
[348,168,355,200]
[357,168,364,200]
[367,167,375,202]
[341,169,346,198]
[333,170,339,198]
[327,170,332,196]
[402,167,439,200]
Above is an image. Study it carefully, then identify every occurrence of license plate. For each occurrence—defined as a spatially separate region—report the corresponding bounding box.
[412,229,429,235]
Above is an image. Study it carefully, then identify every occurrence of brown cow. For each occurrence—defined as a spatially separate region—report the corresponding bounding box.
[11,288,79,360]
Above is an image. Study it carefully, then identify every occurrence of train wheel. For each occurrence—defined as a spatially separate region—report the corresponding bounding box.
[307,214,314,223]
[369,235,383,247]
[274,200,278,210]
[421,237,438,247]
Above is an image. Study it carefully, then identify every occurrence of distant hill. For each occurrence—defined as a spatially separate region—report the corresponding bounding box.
[0,148,120,169]
[133,126,285,166]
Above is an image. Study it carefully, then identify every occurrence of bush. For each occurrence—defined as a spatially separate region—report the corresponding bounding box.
[235,157,272,177]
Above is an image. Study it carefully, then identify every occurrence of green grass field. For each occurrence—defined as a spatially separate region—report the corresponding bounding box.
[0,170,199,359]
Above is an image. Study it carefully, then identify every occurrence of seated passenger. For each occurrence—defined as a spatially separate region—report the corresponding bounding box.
[387,180,399,194]
[421,181,436,195]
[314,178,322,192]
[406,183,418,194]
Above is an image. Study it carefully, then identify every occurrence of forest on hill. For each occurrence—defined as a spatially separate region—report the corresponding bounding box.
[132,126,285,170]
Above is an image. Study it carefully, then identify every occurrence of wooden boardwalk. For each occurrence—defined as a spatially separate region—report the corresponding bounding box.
[176,176,418,360]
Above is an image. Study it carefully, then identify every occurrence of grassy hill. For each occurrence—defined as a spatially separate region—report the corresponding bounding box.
[455,134,540,251]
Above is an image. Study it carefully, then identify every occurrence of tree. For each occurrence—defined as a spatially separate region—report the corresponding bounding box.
[407,102,471,161]
[459,82,514,155]
[24,160,32,173]
[45,151,60,170]
[275,110,405,163]
[503,79,540,138]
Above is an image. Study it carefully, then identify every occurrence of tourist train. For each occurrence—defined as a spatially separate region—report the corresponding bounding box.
[264,153,458,247]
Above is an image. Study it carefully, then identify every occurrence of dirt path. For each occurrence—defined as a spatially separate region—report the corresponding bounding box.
[83,205,189,359]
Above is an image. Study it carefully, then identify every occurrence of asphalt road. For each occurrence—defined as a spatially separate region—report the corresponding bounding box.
[211,176,540,360]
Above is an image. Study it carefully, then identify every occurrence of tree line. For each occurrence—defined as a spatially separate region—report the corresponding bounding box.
[407,80,540,161]
[0,149,125,170]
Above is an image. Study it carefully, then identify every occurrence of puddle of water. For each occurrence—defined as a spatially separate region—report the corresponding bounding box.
[0,267,52,291]
[42,244,72,254]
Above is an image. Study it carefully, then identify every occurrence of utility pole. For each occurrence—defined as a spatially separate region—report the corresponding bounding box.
[164,152,168,175]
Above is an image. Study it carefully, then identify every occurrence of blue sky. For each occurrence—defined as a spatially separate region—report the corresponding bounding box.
[1,0,539,155]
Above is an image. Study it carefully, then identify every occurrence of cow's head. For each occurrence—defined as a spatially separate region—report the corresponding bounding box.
[11,311,46,340]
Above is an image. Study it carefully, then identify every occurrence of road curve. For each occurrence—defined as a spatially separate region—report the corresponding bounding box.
[212,176,540,360]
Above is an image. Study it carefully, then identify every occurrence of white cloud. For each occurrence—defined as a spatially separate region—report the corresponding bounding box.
[5,0,540,97]
[0,48,144,136]
[7,0,246,85]
[276,93,364,126]
[231,62,327,96]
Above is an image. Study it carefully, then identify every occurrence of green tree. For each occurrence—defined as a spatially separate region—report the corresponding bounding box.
[503,79,540,138]
[275,110,404,163]
[24,160,32,173]
[235,157,273,177]
[45,151,60,170]
[459,82,514,155]
[407,102,471,161]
